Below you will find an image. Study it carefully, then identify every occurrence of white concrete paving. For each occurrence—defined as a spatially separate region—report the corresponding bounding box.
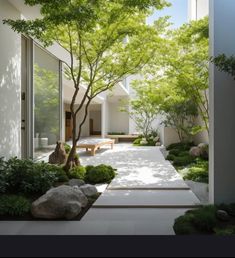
[93,190,200,207]
[79,144,189,189]
[79,143,201,235]
[0,220,176,235]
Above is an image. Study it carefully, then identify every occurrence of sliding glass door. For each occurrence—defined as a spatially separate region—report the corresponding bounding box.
[33,45,61,160]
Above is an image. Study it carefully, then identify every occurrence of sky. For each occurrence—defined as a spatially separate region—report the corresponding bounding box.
[147,0,188,28]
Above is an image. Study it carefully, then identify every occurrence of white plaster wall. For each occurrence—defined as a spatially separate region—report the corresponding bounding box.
[90,111,101,132]
[0,1,21,159]
[188,0,209,21]
[108,102,129,134]
[197,0,209,19]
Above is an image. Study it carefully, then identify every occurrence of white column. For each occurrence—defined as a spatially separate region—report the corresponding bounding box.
[209,0,235,204]
[101,102,107,138]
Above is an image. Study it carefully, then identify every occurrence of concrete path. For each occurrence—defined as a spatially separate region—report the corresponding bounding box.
[0,143,200,235]
[80,144,201,235]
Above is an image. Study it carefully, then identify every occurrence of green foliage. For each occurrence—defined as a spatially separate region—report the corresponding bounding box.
[174,206,218,235]
[121,82,161,138]
[179,159,209,183]
[85,165,116,184]
[190,206,217,233]
[51,165,69,183]
[133,131,159,146]
[167,142,194,151]
[64,143,72,154]
[0,158,60,194]
[69,166,86,180]
[4,0,169,169]
[0,195,31,217]
[173,155,195,167]
[131,16,209,141]
[174,215,198,235]
[214,226,235,236]
[166,154,176,161]
[133,138,142,145]
[0,158,9,194]
[169,149,181,156]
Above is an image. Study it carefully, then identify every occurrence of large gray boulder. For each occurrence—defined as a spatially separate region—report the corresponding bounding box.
[68,179,85,187]
[80,184,98,197]
[31,185,88,220]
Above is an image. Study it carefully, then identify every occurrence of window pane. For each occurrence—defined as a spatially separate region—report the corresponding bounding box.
[34,46,60,160]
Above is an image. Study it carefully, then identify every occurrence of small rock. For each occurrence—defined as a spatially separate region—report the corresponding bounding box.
[198,143,208,149]
[68,179,85,187]
[80,184,98,197]
[189,147,202,157]
[49,141,67,165]
[198,143,209,159]
[217,210,230,222]
[154,136,160,143]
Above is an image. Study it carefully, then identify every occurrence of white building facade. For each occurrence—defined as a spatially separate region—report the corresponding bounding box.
[0,0,130,160]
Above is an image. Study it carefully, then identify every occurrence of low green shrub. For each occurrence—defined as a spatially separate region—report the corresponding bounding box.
[214,226,235,236]
[133,138,142,145]
[190,206,217,232]
[166,154,176,161]
[69,166,86,180]
[2,158,58,195]
[174,205,218,235]
[0,158,61,194]
[49,165,69,183]
[169,149,181,156]
[0,195,31,217]
[0,158,8,194]
[173,155,195,167]
[167,142,194,151]
[184,167,209,183]
[85,164,116,184]
[174,215,198,235]
[179,159,209,183]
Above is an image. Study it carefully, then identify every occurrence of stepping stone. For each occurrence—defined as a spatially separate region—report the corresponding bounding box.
[93,190,201,208]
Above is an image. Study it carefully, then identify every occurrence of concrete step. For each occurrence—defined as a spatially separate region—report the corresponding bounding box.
[93,190,201,208]
[0,220,176,235]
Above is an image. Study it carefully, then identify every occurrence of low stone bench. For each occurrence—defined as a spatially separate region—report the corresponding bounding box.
[106,135,139,144]
[77,139,115,156]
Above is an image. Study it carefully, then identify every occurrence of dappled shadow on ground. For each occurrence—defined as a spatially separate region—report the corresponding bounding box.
[79,144,188,188]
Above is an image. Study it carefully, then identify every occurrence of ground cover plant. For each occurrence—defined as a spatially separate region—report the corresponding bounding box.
[133,130,160,147]
[174,204,235,235]
[166,142,209,183]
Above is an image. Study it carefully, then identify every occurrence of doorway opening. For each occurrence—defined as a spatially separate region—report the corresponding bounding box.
[89,105,102,136]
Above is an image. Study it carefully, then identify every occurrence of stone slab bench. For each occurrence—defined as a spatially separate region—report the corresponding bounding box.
[106,135,139,144]
[77,139,115,156]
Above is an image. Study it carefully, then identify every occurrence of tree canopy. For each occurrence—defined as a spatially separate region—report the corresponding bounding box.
[128,16,209,142]
[4,0,170,169]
